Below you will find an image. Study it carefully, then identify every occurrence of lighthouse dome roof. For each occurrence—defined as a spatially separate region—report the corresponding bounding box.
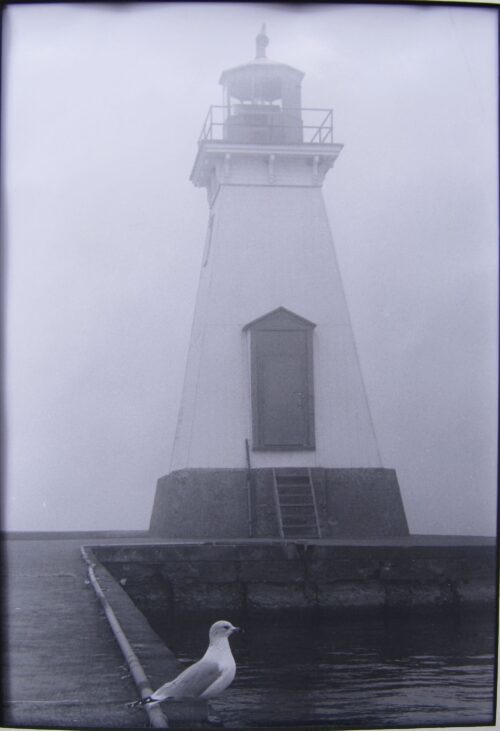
[219,27,304,103]
[220,56,304,81]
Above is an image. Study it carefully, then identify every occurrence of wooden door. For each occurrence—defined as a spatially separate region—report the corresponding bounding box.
[251,326,315,450]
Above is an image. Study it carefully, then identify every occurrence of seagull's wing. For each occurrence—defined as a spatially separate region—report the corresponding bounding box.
[152,659,222,701]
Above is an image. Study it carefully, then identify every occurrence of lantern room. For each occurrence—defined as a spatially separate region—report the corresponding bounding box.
[219,25,304,144]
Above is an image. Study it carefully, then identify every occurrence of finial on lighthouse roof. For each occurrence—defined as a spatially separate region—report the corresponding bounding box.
[255,24,269,59]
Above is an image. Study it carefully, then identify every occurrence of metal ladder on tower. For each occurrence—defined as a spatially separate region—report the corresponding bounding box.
[272,468,321,539]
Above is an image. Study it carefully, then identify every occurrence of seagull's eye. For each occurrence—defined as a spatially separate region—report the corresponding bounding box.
[223,624,230,630]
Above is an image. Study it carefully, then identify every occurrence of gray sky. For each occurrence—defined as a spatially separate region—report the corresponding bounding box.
[3,3,498,534]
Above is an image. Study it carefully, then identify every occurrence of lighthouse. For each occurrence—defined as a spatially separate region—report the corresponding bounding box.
[151,29,409,539]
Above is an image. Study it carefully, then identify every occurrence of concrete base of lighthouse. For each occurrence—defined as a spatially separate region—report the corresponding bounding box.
[149,468,409,539]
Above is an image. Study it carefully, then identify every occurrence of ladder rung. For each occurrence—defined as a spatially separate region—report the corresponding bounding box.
[278,488,311,493]
[280,503,315,508]
[277,474,310,478]
[282,516,315,521]
[283,529,318,533]
[279,493,313,499]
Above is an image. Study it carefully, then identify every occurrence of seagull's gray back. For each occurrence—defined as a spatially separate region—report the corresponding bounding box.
[153,658,222,701]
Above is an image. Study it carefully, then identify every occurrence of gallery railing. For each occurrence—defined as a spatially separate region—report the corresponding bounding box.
[199,105,334,145]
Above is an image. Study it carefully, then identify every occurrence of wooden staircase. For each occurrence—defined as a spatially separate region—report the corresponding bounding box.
[272,468,321,539]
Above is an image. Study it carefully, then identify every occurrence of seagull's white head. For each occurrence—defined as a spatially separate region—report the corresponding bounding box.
[209,620,240,642]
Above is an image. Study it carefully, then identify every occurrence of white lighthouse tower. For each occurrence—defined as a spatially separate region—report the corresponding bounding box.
[151,29,408,539]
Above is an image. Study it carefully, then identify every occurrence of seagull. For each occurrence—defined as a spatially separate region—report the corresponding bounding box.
[132,620,240,706]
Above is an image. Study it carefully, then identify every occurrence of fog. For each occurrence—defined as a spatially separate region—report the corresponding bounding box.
[3,3,498,534]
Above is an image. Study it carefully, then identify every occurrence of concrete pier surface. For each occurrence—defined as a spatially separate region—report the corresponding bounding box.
[3,537,150,729]
[3,533,497,729]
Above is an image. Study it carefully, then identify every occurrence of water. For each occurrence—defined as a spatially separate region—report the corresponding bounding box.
[151,611,496,728]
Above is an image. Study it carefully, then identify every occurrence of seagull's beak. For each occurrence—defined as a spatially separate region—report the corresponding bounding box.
[231,626,241,634]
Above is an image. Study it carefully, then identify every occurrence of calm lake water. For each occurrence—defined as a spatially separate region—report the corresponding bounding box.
[151,611,497,729]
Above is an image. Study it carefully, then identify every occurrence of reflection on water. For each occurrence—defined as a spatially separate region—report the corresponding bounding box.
[151,611,496,728]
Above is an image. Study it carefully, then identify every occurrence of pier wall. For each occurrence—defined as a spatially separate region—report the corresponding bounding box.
[94,540,497,617]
